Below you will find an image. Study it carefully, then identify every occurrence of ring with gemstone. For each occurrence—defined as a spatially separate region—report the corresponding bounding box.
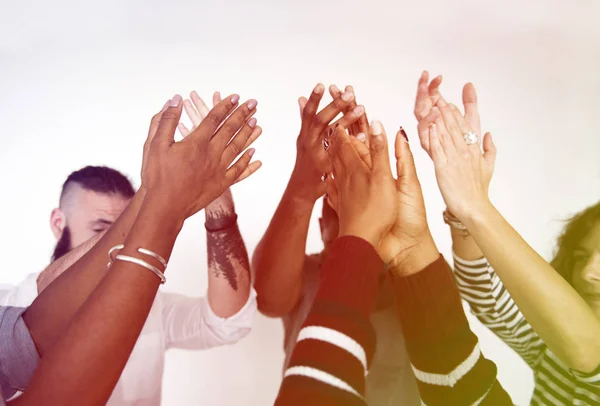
[463,131,479,145]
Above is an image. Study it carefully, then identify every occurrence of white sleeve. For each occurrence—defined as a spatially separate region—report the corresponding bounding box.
[0,274,39,307]
[161,288,257,350]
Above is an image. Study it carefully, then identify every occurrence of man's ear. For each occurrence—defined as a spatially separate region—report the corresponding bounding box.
[50,208,66,241]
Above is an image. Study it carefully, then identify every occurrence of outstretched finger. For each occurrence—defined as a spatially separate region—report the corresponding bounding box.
[300,84,325,136]
[190,91,210,119]
[233,159,262,185]
[188,94,241,145]
[154,95,183,146]
[369,120,392,175]
[178,122,192,138]
[225,148,256,185]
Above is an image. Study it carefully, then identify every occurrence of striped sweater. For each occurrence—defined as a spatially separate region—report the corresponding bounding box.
[453,254,600,405]
[275,236,512,405]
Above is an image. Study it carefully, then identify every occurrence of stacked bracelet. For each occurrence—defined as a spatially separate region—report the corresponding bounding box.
[443,210,470,236]
[107,245,167,284]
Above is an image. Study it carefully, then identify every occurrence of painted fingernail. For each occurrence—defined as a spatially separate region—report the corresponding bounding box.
[314,83,324,94]
[321,173,328,182]
[214,91,221,99]
[371,120,383,136]
[231,94,240,104]
[248,148,255,157]
[170,95,182,107]
[353,105,365,115]
[341,90,354,102]
[357,132,366,142]
[190,90,199,98]
[247,99,258,110]
[322,138,330,151]
[248,117,257,128]
[400,126,409,143]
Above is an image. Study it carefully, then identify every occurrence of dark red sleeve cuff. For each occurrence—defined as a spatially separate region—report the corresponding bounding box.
[317,236,383,319]
[392,255,477,369]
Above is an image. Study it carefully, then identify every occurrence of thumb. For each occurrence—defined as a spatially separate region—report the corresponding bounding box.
[482,132,496,167]
[395,126,419,184]
[154,95,183,146]
[369,120,392,175]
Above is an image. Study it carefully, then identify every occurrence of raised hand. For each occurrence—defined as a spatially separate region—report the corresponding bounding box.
[324,122,397,250]
[143,94,261,220]
[428,99,496,223]
[179,90,263,184]
[290,84,364,203]
[326,123,437,275]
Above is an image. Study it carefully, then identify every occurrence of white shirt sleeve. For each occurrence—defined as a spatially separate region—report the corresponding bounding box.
[160,288,257,350]
[0,274,39,307]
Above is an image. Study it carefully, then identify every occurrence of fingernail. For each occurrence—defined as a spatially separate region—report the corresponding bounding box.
[248,148,255,157]
[231,94,240,104]
[341,90,354,102]
[314,83,324,94]
[191,90,199,98]
[321,173,328,182]
[353,105,365,115]
[371,120,383,136]
[170,95,182,107]
[400,126,409,143]
[449,104,457,110]
[331,84,340,94]
[334,122,339,130]
[248,117,257,128]
[214,91,221,98]
[247,99,258,110]
[327,127,333,138]
[322,138,330,151]
[357,132,366,142]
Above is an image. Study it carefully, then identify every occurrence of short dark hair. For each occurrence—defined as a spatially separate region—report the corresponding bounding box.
[550,201,600,285]
[60,166,135,203]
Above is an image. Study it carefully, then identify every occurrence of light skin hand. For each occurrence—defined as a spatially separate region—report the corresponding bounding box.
[327,124,438,275]
[325,121,397,250]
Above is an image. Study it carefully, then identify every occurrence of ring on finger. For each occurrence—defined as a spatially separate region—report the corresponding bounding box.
[463,131,479,145]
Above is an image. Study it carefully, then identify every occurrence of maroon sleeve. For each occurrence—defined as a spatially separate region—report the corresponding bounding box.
[274,236,382,406]
[392,256,513,405]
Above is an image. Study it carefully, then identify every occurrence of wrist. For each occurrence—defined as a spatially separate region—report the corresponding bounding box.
[461,202,498,233]
[287,170,322,205]
[389,234,439,277]
[141,194,185,233]
[282,181,318,212]
[338,227,380,252]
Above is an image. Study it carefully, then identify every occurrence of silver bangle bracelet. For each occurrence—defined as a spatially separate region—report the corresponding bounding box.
[114,254,167,284]
[443,210,470,235]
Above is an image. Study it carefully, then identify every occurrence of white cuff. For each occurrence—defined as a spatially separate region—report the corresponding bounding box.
[202,288,257,343]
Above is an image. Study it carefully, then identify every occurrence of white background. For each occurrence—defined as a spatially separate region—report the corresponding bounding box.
[1,0,599,404]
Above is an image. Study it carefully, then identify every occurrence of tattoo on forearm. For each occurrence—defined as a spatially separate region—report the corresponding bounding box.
[206,212,250,291]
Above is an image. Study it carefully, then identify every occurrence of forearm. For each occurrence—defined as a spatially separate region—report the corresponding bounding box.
[205,204,252,318]
[392,254,513,405]
[252,183,315,317]
[15,197,183,406]
[450,228,483,261]
[276,237,379,406]
[466,204,600,372]
[23,189,145,356]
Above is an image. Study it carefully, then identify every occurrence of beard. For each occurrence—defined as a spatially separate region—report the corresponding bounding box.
[51,226,72,262]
